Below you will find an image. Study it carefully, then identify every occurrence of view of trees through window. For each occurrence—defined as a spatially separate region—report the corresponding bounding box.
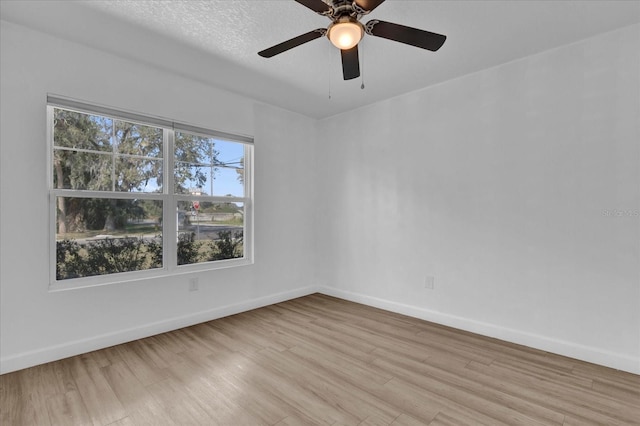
[51,105,250,282]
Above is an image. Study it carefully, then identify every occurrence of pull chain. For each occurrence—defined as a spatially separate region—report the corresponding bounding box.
[328,46,333,99]
[360,41,365,90]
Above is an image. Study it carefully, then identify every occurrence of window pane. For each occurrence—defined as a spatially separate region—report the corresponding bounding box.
[173,162,211,195]
[212,166,244,197]
[174,132,212,194]
[174,132,245,196]
[176,201,244,265]
[53,109,165,194]
[56,196,163,280]
[115,120,163,158]
[52,149,112,191]
[213,140,245,197]
[174,164,244,197]
[115,156,162,193]
[53,108,112,152]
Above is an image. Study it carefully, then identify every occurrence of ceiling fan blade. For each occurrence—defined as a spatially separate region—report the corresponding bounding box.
[258,29,326,58]
[294,0,332,14]
[354,0,386,13]
[366,20,446,51]
[341,45,360,80]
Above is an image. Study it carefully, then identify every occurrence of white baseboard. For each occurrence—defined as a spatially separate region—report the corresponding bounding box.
[3,285,638,375]
[317,286,640,375]
[0,285,317,374]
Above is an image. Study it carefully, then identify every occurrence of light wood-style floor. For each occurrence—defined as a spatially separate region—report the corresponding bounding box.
[1,294,639,425]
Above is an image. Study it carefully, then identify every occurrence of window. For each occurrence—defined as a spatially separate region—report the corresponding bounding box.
[48,96,253,289]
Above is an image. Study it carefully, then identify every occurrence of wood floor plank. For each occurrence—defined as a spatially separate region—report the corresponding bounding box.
[238,311,304,350]
[465,359,640,425]
[359,414,394,426]
[128,337,184,370]
[373,357,560,425]
[105,417,136,426]
[268,316,379,364]
[427,411,486,426]
[243,347,377,425]
[45,390,92,426]
[243,358,350,424]
[112,343,169,387]
[265,302,318,323]
[18,361,82,426]
[69,354,126,426]
[0,371,23,425]
[100,361,160,415]
[372,350,566,425]
[145,377,214,425]
[189,348,333,424]
[389,413,427,426]
[148,331,188,355]
[489,358,637,418]
[257,347,400,424]
[192,321,262,355]
[272,414,324,426]
[20,362,66,399]
[172,326,221,358]
[1,371,50,426]
[2,294,639,426]
[288,343,393,387]
[491,355,593,389]
[378,379,447,424]
[415,326,577,372]
[53,358,81,394]
[165,357,268,425]
[591,378,640,406]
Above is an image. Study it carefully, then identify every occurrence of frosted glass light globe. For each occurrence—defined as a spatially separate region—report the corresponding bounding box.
[328,21,363,50]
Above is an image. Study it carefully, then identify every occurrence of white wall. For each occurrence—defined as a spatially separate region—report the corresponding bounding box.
[2,17,638,375]
[316,25,640,373]
[0,21,318,373]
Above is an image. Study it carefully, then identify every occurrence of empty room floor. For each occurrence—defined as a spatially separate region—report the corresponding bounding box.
[1,293,638,425]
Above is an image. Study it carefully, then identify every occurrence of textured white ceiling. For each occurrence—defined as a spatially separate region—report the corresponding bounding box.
[2,0,640,118]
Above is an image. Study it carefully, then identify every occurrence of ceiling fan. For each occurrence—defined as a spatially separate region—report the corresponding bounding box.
[258,0,446,81]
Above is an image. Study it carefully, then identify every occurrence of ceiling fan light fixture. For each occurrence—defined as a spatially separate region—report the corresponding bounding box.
[328,19,363,50]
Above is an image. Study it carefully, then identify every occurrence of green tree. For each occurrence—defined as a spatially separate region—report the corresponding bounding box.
[53,110,110,233]
[177,232,201,265]
[56,236,163,280]
[174,132,220,194]
[236,157,244,184]
[206,230,243,261]
[53,110,220,233]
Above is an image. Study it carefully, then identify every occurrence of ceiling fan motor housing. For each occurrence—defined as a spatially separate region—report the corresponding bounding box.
[328,0,363,19]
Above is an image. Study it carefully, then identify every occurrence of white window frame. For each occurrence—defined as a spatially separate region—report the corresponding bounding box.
[47,95,253,291]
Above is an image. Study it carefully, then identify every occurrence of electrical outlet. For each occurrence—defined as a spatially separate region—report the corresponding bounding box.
[424,276,435,290]
[188,277,199,292]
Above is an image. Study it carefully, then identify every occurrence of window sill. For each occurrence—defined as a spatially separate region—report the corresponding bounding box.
[48,257,254,292]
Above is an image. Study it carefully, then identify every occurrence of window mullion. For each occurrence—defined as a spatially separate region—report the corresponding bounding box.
[47,106,54,190]
[111,119,117,192]
[173,194,248,203]
[244,144,253,201]
[166,129,175,195]
[164,129,177,271]
[244,144,253,262]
